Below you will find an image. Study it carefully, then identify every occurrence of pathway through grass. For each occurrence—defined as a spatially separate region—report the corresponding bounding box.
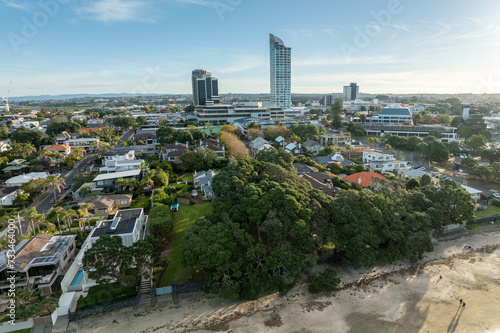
[159,203,212,287]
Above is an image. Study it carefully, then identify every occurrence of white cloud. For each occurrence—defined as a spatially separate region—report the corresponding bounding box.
[76,0,154,23]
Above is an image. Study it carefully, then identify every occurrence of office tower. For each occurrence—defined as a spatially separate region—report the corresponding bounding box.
[192,69,220,106]
[343,83,359,101]
[269,33,291,108]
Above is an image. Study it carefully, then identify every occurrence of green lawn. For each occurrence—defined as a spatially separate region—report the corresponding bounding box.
[466,220,500,231]
[8,329,31,333]
[158,203,212,287]
[131,197,150,212]
[77,283,137,308]
[179,173,193,182]
[474,205,500,218]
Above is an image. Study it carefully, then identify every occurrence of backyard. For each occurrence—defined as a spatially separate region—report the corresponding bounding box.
[474,205,500,218]
[76,283,137,308]
[158,203,212,287]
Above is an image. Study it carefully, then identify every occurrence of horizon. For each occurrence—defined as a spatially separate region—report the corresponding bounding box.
[1,0,500,97]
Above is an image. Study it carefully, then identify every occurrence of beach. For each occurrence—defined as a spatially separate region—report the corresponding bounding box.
[67,229,500,333]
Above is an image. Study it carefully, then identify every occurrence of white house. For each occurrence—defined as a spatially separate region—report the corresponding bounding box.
[64,138,99,151]
[369,160,407,172]
[102,148,135,165]
[248,137,272,156]
[302,140,322,154]
[99,159,143,173]
[0,186,22,205]
[5,172,51,186]
[362,151,396,163]
[368,108,413,125]
[193,170,217,198]
[88,208,147,247]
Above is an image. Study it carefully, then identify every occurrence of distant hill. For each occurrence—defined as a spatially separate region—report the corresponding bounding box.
[8,93,167,102]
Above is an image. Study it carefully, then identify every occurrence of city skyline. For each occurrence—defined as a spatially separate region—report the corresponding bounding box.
[1,0,500,97]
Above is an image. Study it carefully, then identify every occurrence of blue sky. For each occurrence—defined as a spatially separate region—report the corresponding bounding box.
[1,0,500,97]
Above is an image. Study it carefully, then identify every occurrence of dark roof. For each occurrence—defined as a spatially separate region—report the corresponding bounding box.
[0,186,19,197]
[293,163,317,174]
[166,149,189,157]
[301,173,339,197]
[379,108,412,116]
[340,159,356,166]
[91,208,143,237]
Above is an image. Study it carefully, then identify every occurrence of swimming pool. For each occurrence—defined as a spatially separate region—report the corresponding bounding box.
[70,268,84,286]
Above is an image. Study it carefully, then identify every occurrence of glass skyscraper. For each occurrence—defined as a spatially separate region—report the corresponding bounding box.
[192,69,220,106]
[269,34,291,108]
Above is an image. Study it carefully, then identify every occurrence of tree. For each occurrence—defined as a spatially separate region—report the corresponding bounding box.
[221,124,239,134]
[450,117,463,127]
[52,206,65,235]
[180,148,217,172]
[256,148,294,171]
[147,205,174,240]
[290,124,319,142]
[46,175,66,203]
[175,130,194,145]
[156,126,176,145]
[152,169,169,187]
[308,267,341,294]
[5,142,36,160]
[420,174,432,186]
[405,177,420,190]
[82,235,159,286]
[438,114,451,125]
[219,132,249,159]
[465,135,487,152]
[9,128,45,149]
[89,141,110,158]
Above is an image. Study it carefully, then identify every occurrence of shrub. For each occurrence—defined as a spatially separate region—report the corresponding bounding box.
[148,205,174,240]
[189,198,196,205]
[308,267,341,294]
[492,199,500,207]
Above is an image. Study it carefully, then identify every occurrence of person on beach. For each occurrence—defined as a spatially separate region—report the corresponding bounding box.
[463,302,466,308]
[459,299,463,306]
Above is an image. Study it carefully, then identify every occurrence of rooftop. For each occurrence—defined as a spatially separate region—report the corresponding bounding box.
[0,186,19,197]
[94,169,141,181]
[379,108,412,116]
[91,208,143,237]
[343,172,386,187]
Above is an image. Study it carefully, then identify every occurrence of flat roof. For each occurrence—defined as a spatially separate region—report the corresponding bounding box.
[91,208,143,237]
[93,169,141,181]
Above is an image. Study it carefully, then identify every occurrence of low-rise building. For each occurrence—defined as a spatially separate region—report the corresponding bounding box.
[319,133,351,147]
[5,172,51,187]
[302,140,322,154]
[368,107,413,125]
[0,233,77,296]
[102,148,135,164]
[78,194,133,219]
[88,208,147,247]
[343,172,386,187]
[93,169,141,193]
[64,138,99,151]
[45,144,71,156]
[100,159,143,173]
[362,151,396,163]
[162,142,190,162]
[193,170,216,198]
[3,159,29,175]
[0,186,22,205]
[248,137,272,157]
[369,160,407,172]
[313,152,345,165]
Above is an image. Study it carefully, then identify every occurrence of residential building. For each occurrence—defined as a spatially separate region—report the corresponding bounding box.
[362,124,458,142]
[135,127,158,145]
[343,83,359,101]
[248,137,272,156]
[45,144,71,156]
[0,233,77,296]
[368,108,413,125]
[93,169,141,193]
[293,163,319,174]
[162,142,190,162]
[343,172,386,187]
[55,131,77,145]
[369,160,407,172]
[0,186,22,205]
[362,151,396,164]
[196,139,226,159]
[5,172,51,186]
[313,152,345,165]
[319,133,351,147]
[195,104,272,124]
[100,159,143,173]
[285,142,302,155]
[77,194,133,220]
[270,33,292,108]
[102,148,135,165]
[299,172,340,197]
[193,170,216,198]
[128,144,159,159]
[0,139,11,152]
[3,159,29,175]
[88,208,147,247]
[10,120,41,131]
[302,140,322,154]
[64,138,99,151]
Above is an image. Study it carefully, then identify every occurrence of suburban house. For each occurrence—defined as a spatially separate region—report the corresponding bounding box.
[135,128,158,145]
[293,163,319,174]
[313,152,345,165]
[285,142,303,155]
[93,169,141,193]
[100,159,143,173]
[162,142,190,162]
[343,172,386,187]
[102,148,135,164]
[64,138,99,151]
[78,127,106,133]
[3,159,29,175]
[0,186,22,205]
[45,144,71,157]
[5,172,51,187]
[0,139,11,152]
[363,150,407,172]
[193,170,217,198]
[88,208,147,247]
[302,140,322,154]
[249,137,272,156]
[197,139,226,159]
[0,233,77,296]
[297,172,340,197]
[128,144,159,159]
[55,131,79,145]
[319,133,351,147]
[77,194,133,220]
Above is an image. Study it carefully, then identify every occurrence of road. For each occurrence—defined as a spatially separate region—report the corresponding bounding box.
[118,129,134,146]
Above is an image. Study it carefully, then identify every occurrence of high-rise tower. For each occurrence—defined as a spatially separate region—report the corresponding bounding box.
[343,83,359,101]
[269,34,291,108]
[192,69,220,106]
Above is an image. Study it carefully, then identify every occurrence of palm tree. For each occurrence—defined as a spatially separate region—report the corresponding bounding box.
[78,203,94,233]
[73,146,84,155]
[63,209,78,233]
[115,177,126,191]
[21,207,39,235]
[53,206,65,235]
[46,175,66,203]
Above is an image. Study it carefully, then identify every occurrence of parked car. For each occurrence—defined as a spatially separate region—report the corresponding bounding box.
[87,160,92,165]
[63,184,71,190]
[49,198,55,204]
[80,166,86,172]
[493,193,500,200]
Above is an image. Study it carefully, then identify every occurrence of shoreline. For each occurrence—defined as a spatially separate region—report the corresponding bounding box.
[67,229,500,333]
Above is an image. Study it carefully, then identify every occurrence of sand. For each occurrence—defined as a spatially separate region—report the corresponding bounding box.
[67,229,500,333]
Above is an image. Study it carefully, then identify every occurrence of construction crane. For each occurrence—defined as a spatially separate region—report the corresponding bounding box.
[2,81,12,112]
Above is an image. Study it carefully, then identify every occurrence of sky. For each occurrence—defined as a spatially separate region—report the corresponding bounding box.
[1,0,500,97]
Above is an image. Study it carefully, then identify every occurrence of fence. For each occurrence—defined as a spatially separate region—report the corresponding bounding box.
[466,215,498,225]
[154,283,204,296]
[68,294,139,322]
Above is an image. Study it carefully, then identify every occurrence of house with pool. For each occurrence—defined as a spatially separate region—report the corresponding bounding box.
[61,208,148,293]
